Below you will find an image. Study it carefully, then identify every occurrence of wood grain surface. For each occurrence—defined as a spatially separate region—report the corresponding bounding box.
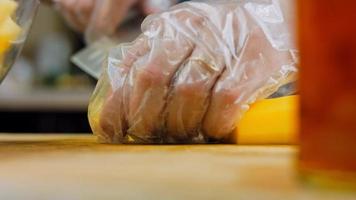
[0,134,355,200]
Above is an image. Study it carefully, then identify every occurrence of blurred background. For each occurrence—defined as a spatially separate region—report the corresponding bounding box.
[1,5,107,133]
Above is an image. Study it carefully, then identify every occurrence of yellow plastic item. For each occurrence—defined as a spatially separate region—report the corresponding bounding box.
[232,95,299,144]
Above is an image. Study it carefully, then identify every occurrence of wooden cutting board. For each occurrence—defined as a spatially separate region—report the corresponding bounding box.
[0,134,354,200]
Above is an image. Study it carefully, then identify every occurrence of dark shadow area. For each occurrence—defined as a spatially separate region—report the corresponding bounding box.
[0,111,91,133]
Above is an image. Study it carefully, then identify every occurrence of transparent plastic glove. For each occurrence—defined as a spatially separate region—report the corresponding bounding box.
[54,0,177,43]
[54,0,137,43]
[88,0,298,144]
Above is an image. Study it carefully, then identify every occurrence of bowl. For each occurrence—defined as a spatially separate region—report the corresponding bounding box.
[0,0,39,84]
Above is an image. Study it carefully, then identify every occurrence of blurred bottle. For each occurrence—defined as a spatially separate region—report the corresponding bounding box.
[299,0,356,188]
[36,33,72,86]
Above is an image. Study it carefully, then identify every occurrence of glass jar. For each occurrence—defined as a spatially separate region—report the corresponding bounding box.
[299,0,356,188]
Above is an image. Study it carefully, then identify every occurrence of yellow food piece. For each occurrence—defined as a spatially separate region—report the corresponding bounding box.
[0,0,19,54]
[232,95,299,144]
[0,0,18,23]
[0,17,21,54]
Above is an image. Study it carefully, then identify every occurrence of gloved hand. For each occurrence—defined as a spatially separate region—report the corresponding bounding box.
[54,0,158,43]
[88,0,298,144]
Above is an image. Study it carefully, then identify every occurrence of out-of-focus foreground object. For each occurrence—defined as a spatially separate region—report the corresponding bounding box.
[233,95,298,145]
[0,0,39,84]
[299,0,356,188]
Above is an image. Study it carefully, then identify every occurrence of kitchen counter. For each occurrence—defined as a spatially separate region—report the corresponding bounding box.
[0,134,355,199]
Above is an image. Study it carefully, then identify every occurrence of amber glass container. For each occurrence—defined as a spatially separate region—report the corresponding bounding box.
[299,0,356,187]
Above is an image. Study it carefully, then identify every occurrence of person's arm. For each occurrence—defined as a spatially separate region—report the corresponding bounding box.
[49,0,181,43]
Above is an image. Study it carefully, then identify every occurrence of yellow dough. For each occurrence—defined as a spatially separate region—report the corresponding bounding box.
[232,95,299,144]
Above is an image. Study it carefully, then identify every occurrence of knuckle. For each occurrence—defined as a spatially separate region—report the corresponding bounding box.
[213,87,239,105]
